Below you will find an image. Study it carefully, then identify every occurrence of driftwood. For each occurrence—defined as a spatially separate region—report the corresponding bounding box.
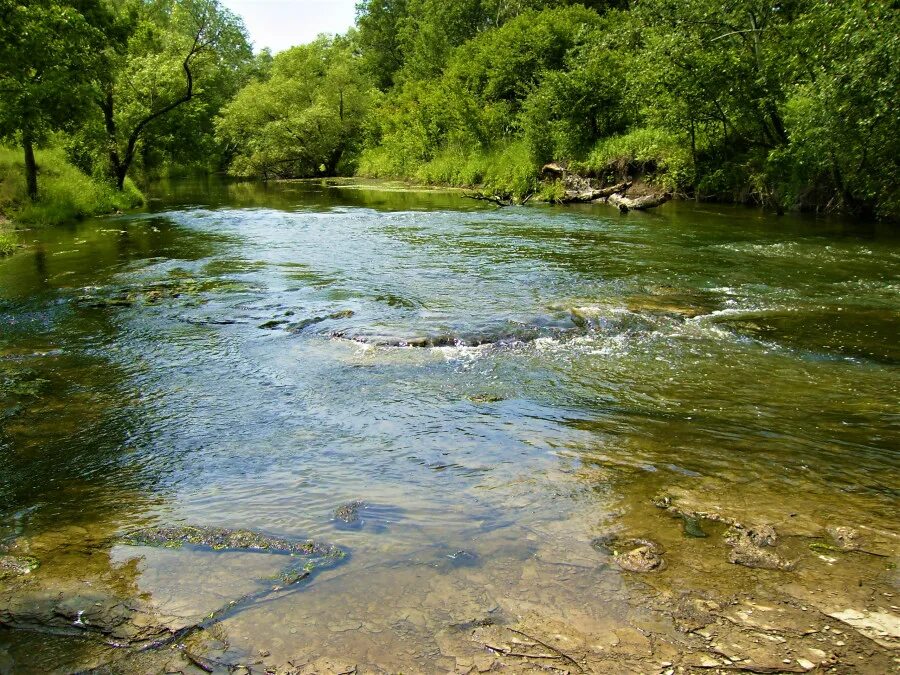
[562,181,633,203]
[607,191,672,212]
[463,193,512,207]
[464,191,534,207]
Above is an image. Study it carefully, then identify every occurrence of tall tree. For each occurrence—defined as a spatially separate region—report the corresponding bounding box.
[216,36,374,179]
[0,0,107,199]
[97,0,250,189]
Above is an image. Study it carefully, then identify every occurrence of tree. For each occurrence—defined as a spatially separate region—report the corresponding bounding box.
[0,0,107,199]
[777,0,899,216]
[97,0,250,190]
[216,36,375,179]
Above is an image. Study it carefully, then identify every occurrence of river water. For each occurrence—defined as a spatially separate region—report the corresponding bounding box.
[0,179,898,673]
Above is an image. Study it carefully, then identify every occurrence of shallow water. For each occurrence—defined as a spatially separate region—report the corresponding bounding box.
[0,179,898,673]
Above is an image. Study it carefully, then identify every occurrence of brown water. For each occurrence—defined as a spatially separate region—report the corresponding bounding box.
[0,179,898,673]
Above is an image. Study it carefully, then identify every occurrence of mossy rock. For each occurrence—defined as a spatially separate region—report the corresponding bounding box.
[0,555,39,580]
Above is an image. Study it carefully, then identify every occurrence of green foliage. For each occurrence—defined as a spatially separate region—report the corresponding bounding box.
[414,140,539,198]
[0,146,144,227]
[216,36,374,178]
[7,0,893,218]
[578,128,693,192]
[0,230,14,256]
[0,0,111,197]
[97,0,252,188]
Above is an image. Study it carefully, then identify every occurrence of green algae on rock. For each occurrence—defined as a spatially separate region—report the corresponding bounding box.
[120,525,343,559]
[0,555,39,580]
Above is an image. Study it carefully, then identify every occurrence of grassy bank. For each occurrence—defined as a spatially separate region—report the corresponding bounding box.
[358,140,548,201]
[0,147,145,254]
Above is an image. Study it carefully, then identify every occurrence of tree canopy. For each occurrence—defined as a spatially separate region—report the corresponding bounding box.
[1,0,896,218]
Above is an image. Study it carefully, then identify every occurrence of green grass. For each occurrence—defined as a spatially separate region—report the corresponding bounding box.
[0,146,145,232]
[0,226,15,256]
[358,139,541,200]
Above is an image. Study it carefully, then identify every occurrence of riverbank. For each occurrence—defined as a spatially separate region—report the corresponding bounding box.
[354,136,869,217]
[0,147,145,255]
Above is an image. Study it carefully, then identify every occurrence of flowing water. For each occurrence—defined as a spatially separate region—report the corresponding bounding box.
[0,179,898,673]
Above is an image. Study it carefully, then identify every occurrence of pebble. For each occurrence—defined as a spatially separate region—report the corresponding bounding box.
[797,658,816,670]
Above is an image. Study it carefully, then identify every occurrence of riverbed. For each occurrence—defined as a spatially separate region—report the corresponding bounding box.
[1,179,898,673]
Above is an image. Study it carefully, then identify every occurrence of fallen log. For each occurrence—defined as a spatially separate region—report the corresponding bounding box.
[463,192,512,207]
[562,181,632,204]
[607,191,672,212]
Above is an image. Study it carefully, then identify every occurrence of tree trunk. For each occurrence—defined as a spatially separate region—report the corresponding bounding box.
[23,129,38,201]
[101,91,127,190]
[325,145,344,176]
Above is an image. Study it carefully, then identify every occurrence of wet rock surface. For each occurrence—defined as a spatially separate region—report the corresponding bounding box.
[728,536,794,571]
[615,541,666,572]
[120,525,343,559]
[0,555,38,580]
[333,501,364,525]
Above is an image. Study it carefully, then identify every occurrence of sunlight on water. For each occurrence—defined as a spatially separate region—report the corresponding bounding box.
[1,179,898,672]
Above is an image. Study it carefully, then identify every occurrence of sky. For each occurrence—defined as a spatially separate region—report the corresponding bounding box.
[220,0,358,54]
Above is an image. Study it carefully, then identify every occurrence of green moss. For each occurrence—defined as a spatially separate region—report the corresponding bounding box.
[0,146,145,230]
[809,541,842,553]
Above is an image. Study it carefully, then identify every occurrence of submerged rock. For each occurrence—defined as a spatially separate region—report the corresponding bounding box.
[681,514,709,539]
[334,501,364,525]
[747,524,778,547]
[259,319,289,329]
[446,550,478,567]
[592,534,666,572]
[651,494,673,509]
[286,309,355,333]
[724,524,778,548]
[616,541,666,573]
[0,555,39,580]
[826,525,861,551]
[120,525,342,559]
[727,536,793,571]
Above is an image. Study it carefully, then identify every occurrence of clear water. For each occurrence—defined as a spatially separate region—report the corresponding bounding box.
[1,179,897,672]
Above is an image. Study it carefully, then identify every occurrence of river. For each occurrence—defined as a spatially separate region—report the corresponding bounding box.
[1,179,898,673]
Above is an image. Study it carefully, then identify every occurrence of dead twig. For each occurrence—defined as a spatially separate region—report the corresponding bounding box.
[507,628,584,673]
[180,647,215,673]
[693,664,807,674]
[463,193,510,207]
[484,643,562,660]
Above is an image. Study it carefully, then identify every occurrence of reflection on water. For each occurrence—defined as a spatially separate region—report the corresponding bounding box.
[0,179,898,672]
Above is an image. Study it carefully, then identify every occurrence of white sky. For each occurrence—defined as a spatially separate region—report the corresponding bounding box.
[221,0,358,54]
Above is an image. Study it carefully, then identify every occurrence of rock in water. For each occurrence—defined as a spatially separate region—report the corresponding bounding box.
[727,535,793,571]
[747,524,777,547]
[0,555,39,580]
[826,525,861,551]
[334,501,365,525]
[681,514,708,538]
[120,525,342,558]
[616,543,666,572]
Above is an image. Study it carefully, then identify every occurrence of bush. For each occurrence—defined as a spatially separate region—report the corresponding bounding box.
[0,146,145,228]
[576,127,693,191]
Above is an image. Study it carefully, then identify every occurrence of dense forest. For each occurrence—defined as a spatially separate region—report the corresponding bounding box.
[1,0,898,223]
